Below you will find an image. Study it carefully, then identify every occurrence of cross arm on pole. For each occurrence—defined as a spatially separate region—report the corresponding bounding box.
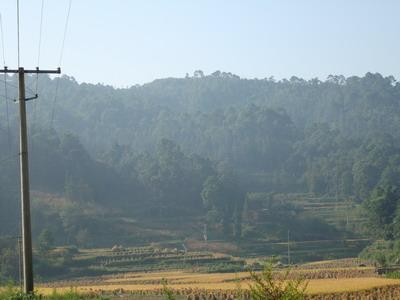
[0,67,61,74]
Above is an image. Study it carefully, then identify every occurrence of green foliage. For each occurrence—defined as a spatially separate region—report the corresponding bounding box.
[386,271,400,279]
[38,229,54,253]
[0,238,19,283]
[359,240,400,266]
[205,262,245,273]
[363,185,400,239]
[47,288,108,299]
[201,170,245,238]
[0,286,108,299]
[249,261,308,300]
[0,284,22,300]
[161,279,176,300]
[3,72,399,212]
[242,193,343,242]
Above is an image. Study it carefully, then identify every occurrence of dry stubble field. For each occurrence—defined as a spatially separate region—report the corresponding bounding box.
[37,259,400,299]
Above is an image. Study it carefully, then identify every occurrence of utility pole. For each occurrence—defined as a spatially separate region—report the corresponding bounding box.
[0,66,60,294]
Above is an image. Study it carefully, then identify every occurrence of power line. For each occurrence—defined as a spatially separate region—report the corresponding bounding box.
[0,80,38,101]
[0,93,15,102]
[59,0,72,66]
[0,76,20,90]
[0,77,42,100]
[0,13,11,154]
[0,153,19,166]
[35,0,45,95]
[32,0,45,141]
[37,0,45,70]
[51,0,72,127]
[50,77,61,126]
[0,13,5,65]
[16,0,20,67]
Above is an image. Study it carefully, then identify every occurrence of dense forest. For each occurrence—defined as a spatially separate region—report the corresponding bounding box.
[1,71,400,259]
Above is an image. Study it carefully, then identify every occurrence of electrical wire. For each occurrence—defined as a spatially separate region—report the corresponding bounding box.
[51,0,72,127]
[36,0,44,89]
[0,78,37,101]
[0,76,19,90]
[59,0,72,67]
[0,153,19,166]
[35,0,45,94]
[16,0,20,68]
[0,13,11,154]
[0,13,5,65]
[32,0,45,141]
[50,77,60,126]
[0,235,20,240]
[0,93,15,102]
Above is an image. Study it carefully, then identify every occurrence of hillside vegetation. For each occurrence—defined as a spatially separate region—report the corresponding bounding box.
[1,72,400,280]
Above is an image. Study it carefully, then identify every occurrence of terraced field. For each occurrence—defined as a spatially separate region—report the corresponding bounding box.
[238,238,370,262]
[236,194,371,262]
[29,194,379,298]
[270,194,367,231]
[48,238,372,281]
[38,258,400,299]
[53,246,247,279]
[295,195,367,231]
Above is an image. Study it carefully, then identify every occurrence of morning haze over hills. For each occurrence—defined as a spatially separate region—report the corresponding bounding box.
[2,1,400,299]
[1,71,399,252]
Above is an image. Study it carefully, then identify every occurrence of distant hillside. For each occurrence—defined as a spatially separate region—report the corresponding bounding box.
[2,71,399,153]
[1,71,399,258]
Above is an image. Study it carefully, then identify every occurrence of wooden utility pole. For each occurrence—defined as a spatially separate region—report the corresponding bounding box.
[0,66,60,294]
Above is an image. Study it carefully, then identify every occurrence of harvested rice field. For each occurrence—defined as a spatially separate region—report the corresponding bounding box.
[37,260,400,299]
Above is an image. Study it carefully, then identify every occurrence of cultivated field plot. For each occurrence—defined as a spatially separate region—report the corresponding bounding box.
[38,259,400,299]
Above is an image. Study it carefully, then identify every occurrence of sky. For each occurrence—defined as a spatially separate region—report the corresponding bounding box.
[0,0,399,87]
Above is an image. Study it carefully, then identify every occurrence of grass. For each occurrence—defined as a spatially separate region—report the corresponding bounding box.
[0,286,107,299]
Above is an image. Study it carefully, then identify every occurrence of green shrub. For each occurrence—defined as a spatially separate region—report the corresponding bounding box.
[161,279,175,300]
[359,240,398,267]
[386,271,400,279]
[249,261,308,300]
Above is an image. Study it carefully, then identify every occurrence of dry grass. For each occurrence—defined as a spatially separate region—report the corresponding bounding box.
[306,277,400,295]
[37,270,400,296]
[102,271,250,284]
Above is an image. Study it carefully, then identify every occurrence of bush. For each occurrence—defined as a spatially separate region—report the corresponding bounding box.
[359,240,400,267]
[386,271,400,279]
[249,261,308,300]
[161,279,175,300]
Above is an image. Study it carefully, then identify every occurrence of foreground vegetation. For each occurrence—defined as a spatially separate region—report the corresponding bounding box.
[10,259,400,299]
[0,286,105,299]
[22,258,395,299]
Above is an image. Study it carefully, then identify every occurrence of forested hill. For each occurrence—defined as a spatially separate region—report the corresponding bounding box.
[1,71,400,247]
[2,71,399,154]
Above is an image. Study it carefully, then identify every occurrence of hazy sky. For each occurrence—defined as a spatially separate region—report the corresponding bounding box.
[0,0,399,87]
